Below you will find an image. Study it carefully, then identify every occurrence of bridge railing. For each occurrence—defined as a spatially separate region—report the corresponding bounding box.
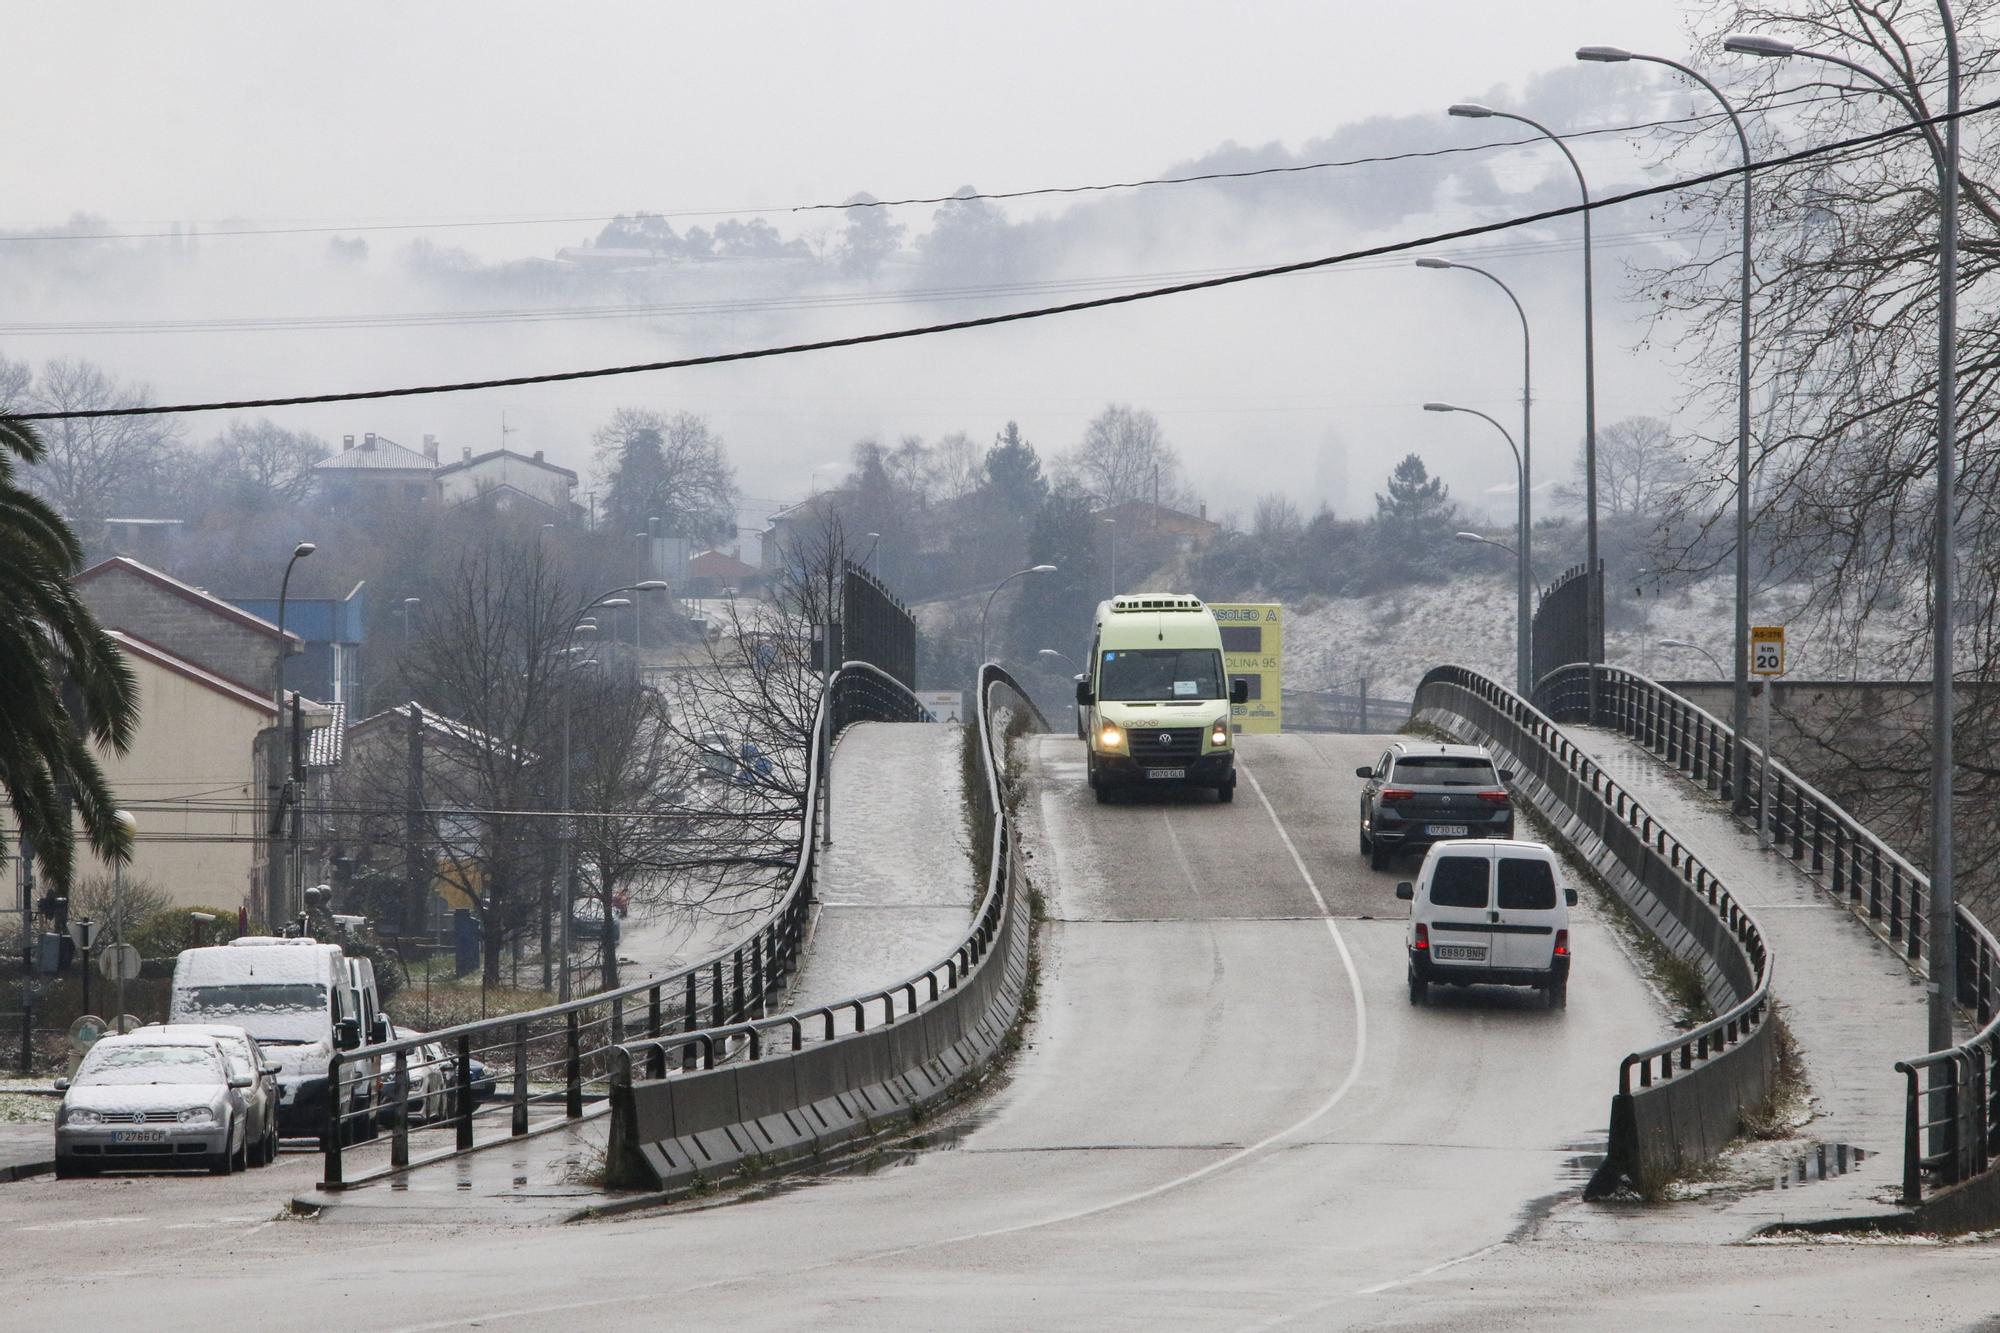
[317,661,923,1189]
[1415,664,1774,1195]
[598,663,1045,1191]
[1541,663,2000,1207]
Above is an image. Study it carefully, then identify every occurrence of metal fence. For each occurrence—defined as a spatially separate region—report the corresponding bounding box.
[318,661,925,1188]
[1539,662,2000,1207]
[1415,664,1774,1194]
[1531,561,1602,687]
[841,563,917,693]
[598,663,1046,1189]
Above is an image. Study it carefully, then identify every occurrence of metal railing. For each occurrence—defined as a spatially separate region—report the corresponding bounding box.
[604,663,1045,1174]
[318,661,925,1188]
[1538,663,2000,1206]
[1415,665,1774,1192]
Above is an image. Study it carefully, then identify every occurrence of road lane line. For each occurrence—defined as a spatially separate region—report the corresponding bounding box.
[382,754,1374,1332]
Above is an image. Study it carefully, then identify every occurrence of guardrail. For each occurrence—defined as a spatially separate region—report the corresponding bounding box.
[599,663,1045,1192]
[1414,664,1774,1195]
[318,660,924,1189]
[1540,663,2000,1208]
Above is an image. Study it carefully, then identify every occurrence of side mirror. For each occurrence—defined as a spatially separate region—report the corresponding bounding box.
[1230,678,1250,706]
[1498,769,1515,784]
[228,1075,253,1090]
[370,1016,391,1044]
[1075,679,1094,707]
[1395,882,1414,900]
[262,1063,282,1077]
[1354,766,1373,779]
[337,1017,361,1051]
[52,1078,70,1092]
[1565,888,1579,907]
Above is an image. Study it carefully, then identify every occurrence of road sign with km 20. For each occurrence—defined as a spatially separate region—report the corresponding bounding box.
[1751,625,1785,676]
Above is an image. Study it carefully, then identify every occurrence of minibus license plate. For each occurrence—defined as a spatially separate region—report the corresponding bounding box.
[1424,824,1469,837]
[112,1129,169,1144]
[1434,944,1485,962]
[1146,768,1186,780]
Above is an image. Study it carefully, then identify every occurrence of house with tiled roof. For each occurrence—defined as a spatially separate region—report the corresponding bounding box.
[313,432,441,514]
[434,445,578,516]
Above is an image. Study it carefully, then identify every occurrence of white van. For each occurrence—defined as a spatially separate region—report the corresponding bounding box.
[1395,840,1577,1007]
[1074,593,1249,803]
[169,938,386,1144]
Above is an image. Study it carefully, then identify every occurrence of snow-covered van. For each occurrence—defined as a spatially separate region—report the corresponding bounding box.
[169,938,385,1144]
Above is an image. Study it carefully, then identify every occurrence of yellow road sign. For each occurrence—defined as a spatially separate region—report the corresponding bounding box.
[1210,602,1283,733]
[1751,625,1785,676]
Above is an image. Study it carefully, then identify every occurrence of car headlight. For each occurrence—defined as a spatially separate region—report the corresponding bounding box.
[178,1106,217,1125]
[1099,724,1124,750]
[1209,722,1230,748]
[63,1107,103,1126]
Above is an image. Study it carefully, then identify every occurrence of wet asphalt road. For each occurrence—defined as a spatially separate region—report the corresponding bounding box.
[6,731,1999,1328]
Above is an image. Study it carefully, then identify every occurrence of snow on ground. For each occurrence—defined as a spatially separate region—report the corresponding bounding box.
[1277,572,1916,703]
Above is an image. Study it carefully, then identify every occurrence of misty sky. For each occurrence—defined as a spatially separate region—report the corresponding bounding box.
[11,1,1718,534]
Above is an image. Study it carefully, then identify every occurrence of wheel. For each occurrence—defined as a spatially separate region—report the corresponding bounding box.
[230,1121,248,1173]
[1360,826,1371,855]
[1217,781,1235,804]
[207,1124,235,1176]
[1548,975,1568,1009]
[1370,841,1391,872]
[1408,966,1427,1006]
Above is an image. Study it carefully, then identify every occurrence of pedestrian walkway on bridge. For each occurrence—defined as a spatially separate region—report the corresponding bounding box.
[1569,726,1926,1222]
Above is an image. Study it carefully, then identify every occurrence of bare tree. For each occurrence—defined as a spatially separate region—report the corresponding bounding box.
[25,358,178,533]
[1062,403,1195,510]
[592,408,739,543]
[206,419,329,507]
[1554,417,1695,522]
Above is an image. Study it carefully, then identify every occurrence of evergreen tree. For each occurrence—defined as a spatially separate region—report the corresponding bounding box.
[1371,453,1459,573]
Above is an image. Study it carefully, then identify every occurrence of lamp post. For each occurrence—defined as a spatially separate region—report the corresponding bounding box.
[1037,648,1080,675]
[862,532,881,575]
[1659,637,1727,677]
[399,597,421,644]
[1426,403,1530,693]
[1102,518,1117,597]
[1450,102,1600,716]
[981,566,1057,666]
[1727,13,1961,1055]
[1579,44,1756,819]
[111,810,135,1031]
[1417,257,1532,689]
[273,541,314,926]
[553,583,666,1001]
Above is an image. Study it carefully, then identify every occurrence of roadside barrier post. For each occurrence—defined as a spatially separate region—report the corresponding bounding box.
[456,1034,474,1151]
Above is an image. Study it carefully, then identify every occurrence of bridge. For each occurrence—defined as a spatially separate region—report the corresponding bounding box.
[5,659,1999,1328]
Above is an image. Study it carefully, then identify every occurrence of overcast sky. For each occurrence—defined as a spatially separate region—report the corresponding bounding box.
[10,1,1712,529]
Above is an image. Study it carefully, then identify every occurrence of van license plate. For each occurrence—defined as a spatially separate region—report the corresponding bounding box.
[1145,769,1186,780]
[1425,824,1469,837]
[112,1129,169,1144]
[1434,945,1486,962]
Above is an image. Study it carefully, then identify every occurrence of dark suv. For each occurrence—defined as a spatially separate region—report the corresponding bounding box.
[1357,741,1514,870]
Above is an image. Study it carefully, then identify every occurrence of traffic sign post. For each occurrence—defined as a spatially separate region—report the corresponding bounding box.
[69,918,99,1017]
[1750,626,1786,848]
[100,943,142,1033]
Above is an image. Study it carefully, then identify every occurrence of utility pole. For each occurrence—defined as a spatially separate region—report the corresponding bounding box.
[291,695,306,926]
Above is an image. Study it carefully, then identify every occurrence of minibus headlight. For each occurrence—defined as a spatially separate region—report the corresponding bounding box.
[1099,724,1124,749]
[1210,722,1230,748]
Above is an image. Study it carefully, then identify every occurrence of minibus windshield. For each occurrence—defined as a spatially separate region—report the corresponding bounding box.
[1098,648,1224,702]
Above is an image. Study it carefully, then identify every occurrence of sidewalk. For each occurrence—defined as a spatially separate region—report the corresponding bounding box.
[306,720,974,1219]
[0,1120,54,1183]
[1568,726,1927,1220]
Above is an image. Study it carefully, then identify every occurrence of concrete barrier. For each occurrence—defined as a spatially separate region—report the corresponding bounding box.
[1415,670,1777,1193]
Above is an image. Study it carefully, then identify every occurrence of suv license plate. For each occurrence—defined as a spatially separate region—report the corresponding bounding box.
[1146,768,1186,780]
[1434,944,1486,962]
[112,1129,169,1144]
[1425,824,1470,837]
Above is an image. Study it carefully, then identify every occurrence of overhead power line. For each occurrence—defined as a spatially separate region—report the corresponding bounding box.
[13,102,1989,425]
[0,80,1929,245]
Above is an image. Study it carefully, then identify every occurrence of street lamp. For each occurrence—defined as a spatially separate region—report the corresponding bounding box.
[399,597,421,644]
[1037,648,1080,675]
[1659,637,1727,677]
[1417,256,1533,690]
[1450,101,1601,715]
[862,532,881,575]
[1727,13,1962,1055]
[1579,43,1756,822]
[273,541,314,926]
[553,583,668,1001]
[1426,403,1530,693]
[981,566,1057,666]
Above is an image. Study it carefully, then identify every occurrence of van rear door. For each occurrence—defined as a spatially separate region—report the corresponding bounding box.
[1423,851,1493,970]
[1491,854,1562,971]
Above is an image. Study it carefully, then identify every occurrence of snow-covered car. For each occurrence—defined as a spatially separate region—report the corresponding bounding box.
[54,1032,252,1177]
[377,1029,453,1126]
[131,1023,282,1166]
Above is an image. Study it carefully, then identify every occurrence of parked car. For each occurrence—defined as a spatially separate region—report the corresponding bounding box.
[1357,741,1515,870]
[1397,839,1577,1008]
[54,1032,252,1177]
[465,1054,497,1103]
[376,1027,453,1126]
[570,897,621,944]
[132,1023,282,1166]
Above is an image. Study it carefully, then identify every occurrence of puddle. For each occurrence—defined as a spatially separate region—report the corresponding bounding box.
[1777,1142,1867,1189]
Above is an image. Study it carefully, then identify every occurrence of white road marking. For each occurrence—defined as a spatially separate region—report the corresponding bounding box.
[15,1214,147,1232]
[384,752,1373,1333]
[1353,1240,1505,1295]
